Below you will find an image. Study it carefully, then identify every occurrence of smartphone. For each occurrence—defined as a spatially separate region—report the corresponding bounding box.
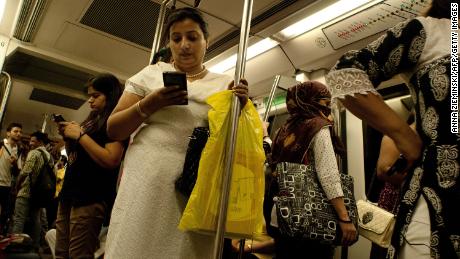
[52,114,66,123]
[386,155,408,176]
[163,71,187,90]
[163,71,187,105]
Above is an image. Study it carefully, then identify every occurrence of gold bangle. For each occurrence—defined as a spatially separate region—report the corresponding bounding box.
[136,101,149,118]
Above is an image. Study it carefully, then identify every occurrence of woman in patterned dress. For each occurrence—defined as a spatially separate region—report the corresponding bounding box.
[326,0,457,258]
[104,7,249,258]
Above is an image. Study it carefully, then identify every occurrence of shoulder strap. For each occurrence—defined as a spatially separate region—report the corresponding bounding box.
[1,142,12,156]
[36,149,50,166]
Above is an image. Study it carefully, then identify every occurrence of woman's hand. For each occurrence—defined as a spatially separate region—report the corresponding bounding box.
[140,86,188,114]
[228,79,249,107]
[339,221,358,246]
[262,121,270,137]
[390,126,423,172]
[377,135,410,185]
[330,197,358,246]
[59,122,83,140]
[231,239,253,253]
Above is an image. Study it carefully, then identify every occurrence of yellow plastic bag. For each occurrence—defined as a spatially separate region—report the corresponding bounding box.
[178,90,266,239]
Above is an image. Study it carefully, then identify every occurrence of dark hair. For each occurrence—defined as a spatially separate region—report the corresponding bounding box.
[163,7,209,41]
[30,131,49,144]
[6,122,22,132]
[83,73,124,134]
[425,0,450,19]
[60,155,68,165]
[152,47,172,64]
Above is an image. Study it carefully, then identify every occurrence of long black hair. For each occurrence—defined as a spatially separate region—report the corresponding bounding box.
[82,73,123,134]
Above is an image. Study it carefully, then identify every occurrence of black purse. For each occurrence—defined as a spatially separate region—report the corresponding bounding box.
[274,161,358,245]
[175,127,209,197]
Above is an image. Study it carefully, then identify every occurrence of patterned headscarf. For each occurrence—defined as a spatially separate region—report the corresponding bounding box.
[271,81,333,165]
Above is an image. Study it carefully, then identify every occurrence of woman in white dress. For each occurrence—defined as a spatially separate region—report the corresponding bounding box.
[105,7,249,258]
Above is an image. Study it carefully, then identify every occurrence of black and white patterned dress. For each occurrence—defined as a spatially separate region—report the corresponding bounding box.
[326,17,459,258]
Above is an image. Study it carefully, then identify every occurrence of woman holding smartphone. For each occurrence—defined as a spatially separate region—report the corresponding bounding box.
[55,74,125,259]
[105,7,248,258]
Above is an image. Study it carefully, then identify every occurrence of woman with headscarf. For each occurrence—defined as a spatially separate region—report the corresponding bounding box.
[269,81,357,259]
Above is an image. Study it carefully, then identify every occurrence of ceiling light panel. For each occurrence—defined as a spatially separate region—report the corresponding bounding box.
[209,38,279,73]
[276,0,375,40]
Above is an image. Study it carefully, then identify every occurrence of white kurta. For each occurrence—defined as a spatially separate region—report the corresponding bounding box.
[105,62,232,258]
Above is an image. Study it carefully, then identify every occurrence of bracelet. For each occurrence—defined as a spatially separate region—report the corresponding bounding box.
[77,132,86,143]
[263,136,272,145]
[338,218,353,224]
[136,101,149,118]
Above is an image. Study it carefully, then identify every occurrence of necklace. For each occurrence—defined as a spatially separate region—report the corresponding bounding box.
[173,62,207,79]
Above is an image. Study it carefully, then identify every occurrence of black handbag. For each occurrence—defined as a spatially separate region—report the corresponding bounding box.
[274,161,358,245]
[175,127,209,197]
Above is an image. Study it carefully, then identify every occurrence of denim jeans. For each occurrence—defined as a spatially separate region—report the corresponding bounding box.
[12,196,41,248]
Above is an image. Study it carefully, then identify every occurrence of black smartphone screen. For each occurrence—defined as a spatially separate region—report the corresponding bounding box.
[163,71,187,91]
[163,71,187,105]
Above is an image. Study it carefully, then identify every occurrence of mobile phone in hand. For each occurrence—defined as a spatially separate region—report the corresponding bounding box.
[163,71,187,105]
[387,155,408,176]
[52,114,66,123]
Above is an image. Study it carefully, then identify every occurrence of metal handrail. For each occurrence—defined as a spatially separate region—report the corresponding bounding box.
[149,0,173,64]
[212,0,254,258]
[0,72,13,128]
[263,75,281,122]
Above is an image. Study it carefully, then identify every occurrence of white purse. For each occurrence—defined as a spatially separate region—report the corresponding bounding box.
[357,199,396,248]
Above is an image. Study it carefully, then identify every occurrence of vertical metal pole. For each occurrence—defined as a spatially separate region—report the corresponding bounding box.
[149,0,172,64]
[0,72,12,127]
[332,93,348,259]
[41,114,48,133]
[262,75,281,122]
[212,0,253,258]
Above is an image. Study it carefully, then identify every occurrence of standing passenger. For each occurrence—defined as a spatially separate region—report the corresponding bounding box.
[269,82,357,259]
[325,0,457,257]
[12,131,52,250]
[54,74,125,259]
[0,123,23,234]
[105,7,248,258]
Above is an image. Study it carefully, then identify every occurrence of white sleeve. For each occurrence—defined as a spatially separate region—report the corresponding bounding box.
[312,127,344,200]
[125,63,171,97]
